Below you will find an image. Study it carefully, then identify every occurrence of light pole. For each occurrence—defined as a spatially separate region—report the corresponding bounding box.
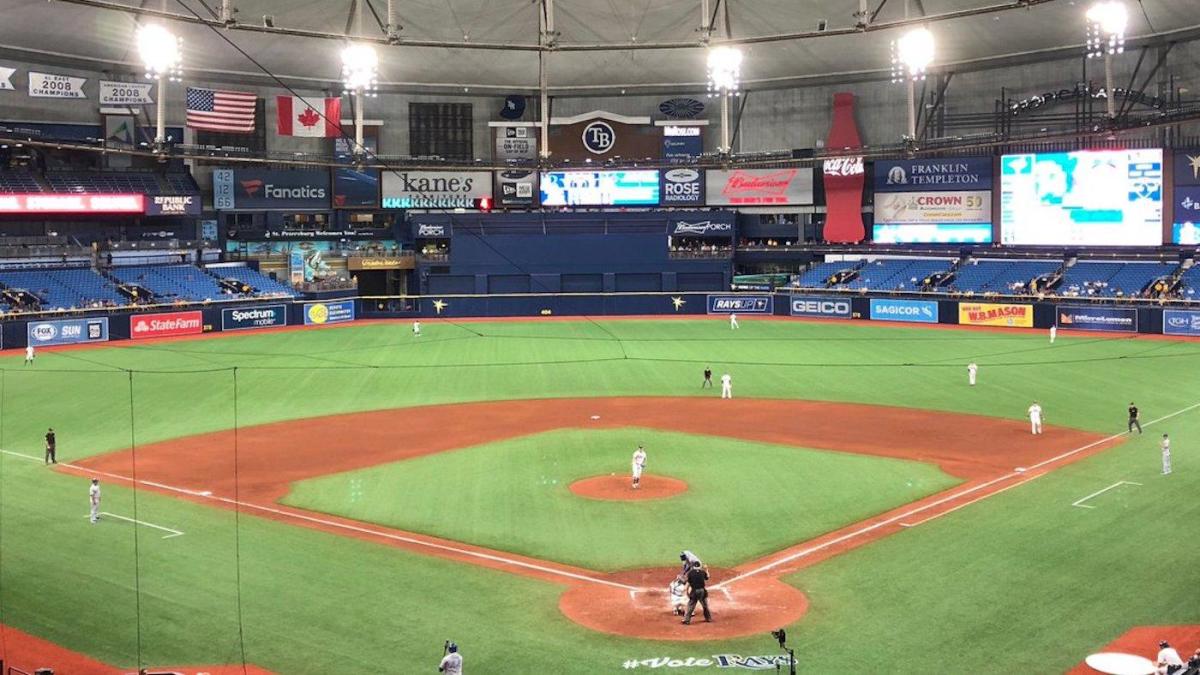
[136,23,183,154]
[706,45,742,155]
[341,43,378,159]
[891,27,934,141]
[1086,0,1127,120]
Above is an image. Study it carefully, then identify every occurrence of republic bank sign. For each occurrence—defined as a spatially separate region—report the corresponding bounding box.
[382,171,493,209]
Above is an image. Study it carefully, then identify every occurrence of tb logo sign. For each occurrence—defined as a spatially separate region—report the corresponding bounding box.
[582,121,615,154]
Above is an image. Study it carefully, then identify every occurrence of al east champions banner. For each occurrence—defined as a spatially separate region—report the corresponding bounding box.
[790,296,852,319]
[706,295,773,314]
[130,311,203,339]
[869,299,938,323]
[1056,305,1138,333]
[874,158,993,192]
[304,301,355,325]
[1163,310,1200,336]
[28,71,86,99]
[222,305,288,331]
[27,317,109,346]
[958,302,1033,328]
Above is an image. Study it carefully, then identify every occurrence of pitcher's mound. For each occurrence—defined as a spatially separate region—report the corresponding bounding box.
[569,474,688,501]
[559,567,809,641]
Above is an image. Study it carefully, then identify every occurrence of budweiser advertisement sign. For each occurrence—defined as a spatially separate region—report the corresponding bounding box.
[822,92,866,243]
[705,168,813,206]
[129,311,204,339]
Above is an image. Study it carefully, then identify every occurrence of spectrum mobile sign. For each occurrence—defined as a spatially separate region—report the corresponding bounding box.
[222,304,288,331]
[130,311,204,339]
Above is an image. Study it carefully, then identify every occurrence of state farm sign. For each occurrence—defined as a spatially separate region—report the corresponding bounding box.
[129,311,203,339]
[705,169,814,206]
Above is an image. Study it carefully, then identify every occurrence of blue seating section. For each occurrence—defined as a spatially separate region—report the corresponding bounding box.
[950,260,1061,294]
[0,172,43,193]
[111,265,227,301]
[796,261,859,287]
[1058,262,1175,297]
[210,266,296,296]
[837,259,954,291]
[46,173,161,194]
[0,268,124,309]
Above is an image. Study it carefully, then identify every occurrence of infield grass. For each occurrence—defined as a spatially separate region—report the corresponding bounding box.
[282,428,958,570]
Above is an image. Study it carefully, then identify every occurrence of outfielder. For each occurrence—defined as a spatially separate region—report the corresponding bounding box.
[24,343,34,366]
[413,320,421,337]
[729,313,739,330]
[720,373,733,399]
[89,478,101,523]
[631,445,647,489]
[1049,325,1057,344]
[967,362,978,386]
[1161,434,1172,475]
[1028,401,1043,435]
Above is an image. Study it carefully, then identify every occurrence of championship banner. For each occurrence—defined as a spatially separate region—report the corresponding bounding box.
[706,295,773,314]
[304,300,355,325]
[0,66,14,91]
[28,71,86,99]
[1056,306,1137,333]
[100,80,154,106]
[958,302,1033,328]
[130,311,203,339]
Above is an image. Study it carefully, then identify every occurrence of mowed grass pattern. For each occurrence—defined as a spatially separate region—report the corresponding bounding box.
[0,318,1197,672]
[282,428,958,570]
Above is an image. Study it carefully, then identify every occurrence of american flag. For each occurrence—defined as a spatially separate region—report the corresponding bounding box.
[186,87,257,133]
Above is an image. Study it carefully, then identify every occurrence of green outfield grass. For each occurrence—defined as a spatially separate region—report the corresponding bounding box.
[1,318,1199,673]
[281,428,958,570]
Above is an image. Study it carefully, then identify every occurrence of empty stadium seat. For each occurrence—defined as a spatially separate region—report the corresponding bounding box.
[111,264,228,302]
[208,266,296,297]
[0,267,125,309]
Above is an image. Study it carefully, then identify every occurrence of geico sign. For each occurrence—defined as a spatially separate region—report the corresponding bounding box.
[791,299,850,315]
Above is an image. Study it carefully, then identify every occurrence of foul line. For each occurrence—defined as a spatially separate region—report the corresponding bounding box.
[0,449,635,592]
[713,399,1200,589]
[87,511,184,539]
[899,473,1044,528]
[1071,480,1142,509]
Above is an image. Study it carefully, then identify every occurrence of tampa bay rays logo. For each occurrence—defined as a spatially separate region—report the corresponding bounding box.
[582,121,615,154]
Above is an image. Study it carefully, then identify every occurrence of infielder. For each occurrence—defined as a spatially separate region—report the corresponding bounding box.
[413,320,421,337]
[720,373,733,399]
[1049,325,1057,344]
[1161,434,1172,475]
[729,313,739,330]
[1028,401,1043,435]
[967,362,978,386]
[24,343,34,366]
[438,642,462,675]
[631,445,647,489]
[89,478,101,523]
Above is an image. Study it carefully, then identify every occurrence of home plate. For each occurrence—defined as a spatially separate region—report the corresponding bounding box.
[590,415,601,420]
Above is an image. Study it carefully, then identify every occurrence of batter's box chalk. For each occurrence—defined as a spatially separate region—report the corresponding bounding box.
[590,415,601,420]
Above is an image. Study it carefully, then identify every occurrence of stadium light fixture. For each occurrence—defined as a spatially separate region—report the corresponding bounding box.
[706,45,743,155]
[1086,1,1127,119]
[1086,1,1127,57]
[341,42,378,158]
[891,27,935,141]
[136,24,182,151]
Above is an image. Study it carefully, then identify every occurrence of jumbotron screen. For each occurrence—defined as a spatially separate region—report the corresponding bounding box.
[540,170,660,207]
[999,149,1163,246]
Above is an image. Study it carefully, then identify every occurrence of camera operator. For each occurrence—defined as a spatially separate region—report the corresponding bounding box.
[681,560,711,625]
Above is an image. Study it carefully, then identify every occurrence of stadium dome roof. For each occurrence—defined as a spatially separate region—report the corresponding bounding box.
[1,0,1197,95]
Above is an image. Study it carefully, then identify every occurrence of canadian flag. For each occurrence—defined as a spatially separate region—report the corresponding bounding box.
[276,95,342,137]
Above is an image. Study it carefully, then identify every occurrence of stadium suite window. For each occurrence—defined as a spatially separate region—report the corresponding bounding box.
[409,102,473,161]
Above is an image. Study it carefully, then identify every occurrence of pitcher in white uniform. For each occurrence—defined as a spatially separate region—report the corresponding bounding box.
[720,373,733,399]
[631,445,646,489]
[1028,401,1043,435]
[967,362,978,386]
